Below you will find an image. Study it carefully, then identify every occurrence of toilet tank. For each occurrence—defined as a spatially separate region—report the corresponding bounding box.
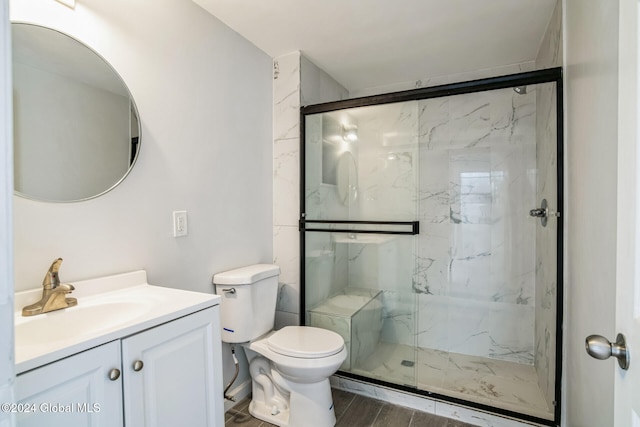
[213,264,280,343]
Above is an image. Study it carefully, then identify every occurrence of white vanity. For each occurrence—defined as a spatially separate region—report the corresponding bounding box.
[13,271,224,427]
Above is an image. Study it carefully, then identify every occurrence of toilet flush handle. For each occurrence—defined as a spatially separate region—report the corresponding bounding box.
[222,288,236,295]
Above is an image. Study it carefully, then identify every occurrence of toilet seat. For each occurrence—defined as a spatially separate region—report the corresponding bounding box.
[267,326,344,359]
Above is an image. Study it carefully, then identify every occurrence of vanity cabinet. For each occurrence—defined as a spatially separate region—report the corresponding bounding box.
[16,306,223,427]
[122,306,221,426]
[15,340,123,427]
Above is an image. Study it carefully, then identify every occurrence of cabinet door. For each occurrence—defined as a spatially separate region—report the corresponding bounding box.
[122,306,223,427]
[15,340,123,427]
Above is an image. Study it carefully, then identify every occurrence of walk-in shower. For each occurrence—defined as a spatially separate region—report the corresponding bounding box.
[300,69,563,426]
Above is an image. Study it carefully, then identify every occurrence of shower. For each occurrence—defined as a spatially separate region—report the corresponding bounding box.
[300,68,563,426]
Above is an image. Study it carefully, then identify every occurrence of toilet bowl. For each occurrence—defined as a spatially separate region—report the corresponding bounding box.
[213,264,347,427]
[243,327,347,426]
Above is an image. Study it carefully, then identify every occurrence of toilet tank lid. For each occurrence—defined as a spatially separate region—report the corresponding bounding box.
[213,264,280,285]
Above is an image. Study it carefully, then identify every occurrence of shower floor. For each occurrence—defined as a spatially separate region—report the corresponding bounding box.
[349,341,553,421]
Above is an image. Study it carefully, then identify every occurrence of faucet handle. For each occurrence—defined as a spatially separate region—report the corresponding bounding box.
[42,258,63,289]
[59,283,75,292]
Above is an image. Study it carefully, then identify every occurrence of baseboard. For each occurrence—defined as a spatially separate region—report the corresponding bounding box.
[223,379,252,413]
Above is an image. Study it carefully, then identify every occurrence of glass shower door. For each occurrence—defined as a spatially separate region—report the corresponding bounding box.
[302,102,420,388]
[412,82,559,421]
[301,70,562,425]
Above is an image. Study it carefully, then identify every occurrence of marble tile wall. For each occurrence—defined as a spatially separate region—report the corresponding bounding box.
[273,52,302,328]
[343,235,413,293]
[353,102,420,222]
[304,86,540,364]
[399,87,537,364]
[534,0,562,412]
[303,101,421,348]
[273,52,348,328]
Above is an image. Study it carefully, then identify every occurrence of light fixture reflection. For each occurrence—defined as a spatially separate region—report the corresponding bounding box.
[342,124,358,142]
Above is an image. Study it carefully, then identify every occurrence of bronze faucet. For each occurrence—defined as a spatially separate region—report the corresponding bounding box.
[22,258,77,316]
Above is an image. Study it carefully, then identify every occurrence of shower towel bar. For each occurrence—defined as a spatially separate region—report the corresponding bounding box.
[299,219,419,235]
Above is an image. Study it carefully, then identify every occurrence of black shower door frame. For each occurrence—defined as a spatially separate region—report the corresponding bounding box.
[299,67,564,427]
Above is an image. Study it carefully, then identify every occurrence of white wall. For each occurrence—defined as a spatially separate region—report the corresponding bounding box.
[0,0,15,426]
[10,0,273,393]
[563,0,619,425]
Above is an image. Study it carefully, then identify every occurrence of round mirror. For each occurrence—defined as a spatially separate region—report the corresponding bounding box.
[12,23,141,202]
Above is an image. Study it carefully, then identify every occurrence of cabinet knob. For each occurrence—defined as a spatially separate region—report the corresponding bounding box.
[108,368,121,381]
[133,360,144,372]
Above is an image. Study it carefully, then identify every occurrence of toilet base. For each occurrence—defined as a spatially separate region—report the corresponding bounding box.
[248,399,289,427]
[248,377,337,427]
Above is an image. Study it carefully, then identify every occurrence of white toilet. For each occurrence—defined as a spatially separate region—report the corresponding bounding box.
[213,264,347,427]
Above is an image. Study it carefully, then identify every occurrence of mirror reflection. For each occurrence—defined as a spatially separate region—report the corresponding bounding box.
[12,23,140,202]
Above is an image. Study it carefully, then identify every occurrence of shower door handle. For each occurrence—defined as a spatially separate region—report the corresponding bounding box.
[528,208,561,218]
[529,208,547,218]
[529,199,560,227]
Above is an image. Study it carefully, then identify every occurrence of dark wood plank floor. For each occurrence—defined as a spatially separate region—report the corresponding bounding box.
[225,389,477,427]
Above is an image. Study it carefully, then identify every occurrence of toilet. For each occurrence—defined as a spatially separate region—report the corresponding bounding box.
[213,264,347,427]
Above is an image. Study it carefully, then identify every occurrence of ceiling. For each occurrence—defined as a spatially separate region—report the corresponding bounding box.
[192,0,558,94]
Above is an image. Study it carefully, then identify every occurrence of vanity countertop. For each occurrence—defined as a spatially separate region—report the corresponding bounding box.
[14,270,219,374]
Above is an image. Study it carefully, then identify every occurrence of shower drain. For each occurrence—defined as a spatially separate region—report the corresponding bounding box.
[401,360,414,367]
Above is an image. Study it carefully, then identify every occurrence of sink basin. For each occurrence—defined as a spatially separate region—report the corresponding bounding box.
[15,300,153,349]
[14,270,219,374]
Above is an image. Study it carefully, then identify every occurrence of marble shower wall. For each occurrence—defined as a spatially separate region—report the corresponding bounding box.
[303,87,540,365]
[354,102,420,222]
[534,0,562,411]
[273,52,348,328]
[381,87,539,364]
[303,101,421,344]
[303,111,353,313]
[304,86,542,364]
